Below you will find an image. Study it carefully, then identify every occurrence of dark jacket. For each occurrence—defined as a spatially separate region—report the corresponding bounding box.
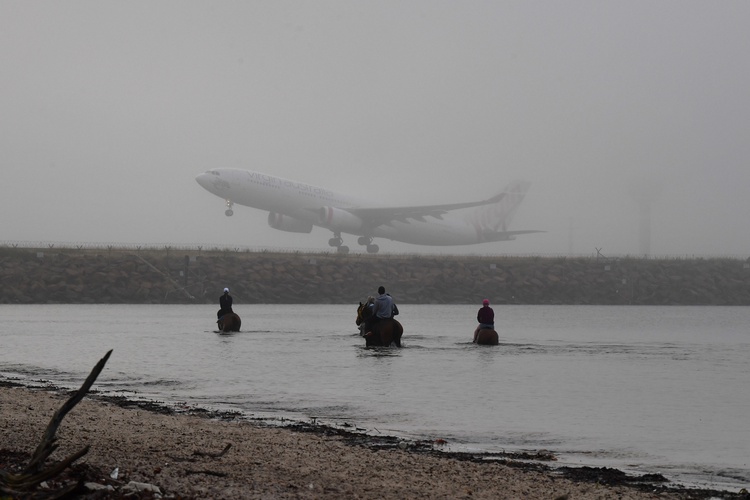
[220,293,233,312]
[477,305,494,325]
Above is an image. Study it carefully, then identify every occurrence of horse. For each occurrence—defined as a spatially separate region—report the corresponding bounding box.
[356,301,403,347]
[217,312,241,333]
[474,328,499,345]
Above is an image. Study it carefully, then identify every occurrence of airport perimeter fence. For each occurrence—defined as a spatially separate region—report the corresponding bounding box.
[1,240,748,262]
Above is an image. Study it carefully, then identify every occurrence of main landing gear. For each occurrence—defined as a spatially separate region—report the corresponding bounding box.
[224,199,234,217]
[358,236,379,254]
[329,233,349,254]
[329,233,380,254]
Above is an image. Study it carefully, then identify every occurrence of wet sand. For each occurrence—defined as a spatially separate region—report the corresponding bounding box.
[0,384,740,499]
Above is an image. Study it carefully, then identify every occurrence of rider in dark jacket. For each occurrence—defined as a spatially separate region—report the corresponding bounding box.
[218,287,233,319]
[474,298,494,342]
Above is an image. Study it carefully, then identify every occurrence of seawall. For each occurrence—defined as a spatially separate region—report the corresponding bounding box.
[1,246,750,305]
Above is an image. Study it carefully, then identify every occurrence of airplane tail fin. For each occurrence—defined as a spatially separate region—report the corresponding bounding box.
[465,180,532,238]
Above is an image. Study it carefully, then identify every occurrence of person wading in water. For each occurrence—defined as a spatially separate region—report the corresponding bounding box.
[473,298,494,342]
[217,287,233,319]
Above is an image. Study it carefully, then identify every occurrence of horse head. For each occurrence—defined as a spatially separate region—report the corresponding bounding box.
[356,297,374,326]
[356,302,364,326]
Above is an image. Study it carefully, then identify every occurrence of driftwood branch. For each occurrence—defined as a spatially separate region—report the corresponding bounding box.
[193,443,232,458]
[0,349,113,498]
[167,443,233,463]
[184,469,228,477]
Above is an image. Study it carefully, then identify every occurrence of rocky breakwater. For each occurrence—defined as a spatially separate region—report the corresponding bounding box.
[1,247,749,305]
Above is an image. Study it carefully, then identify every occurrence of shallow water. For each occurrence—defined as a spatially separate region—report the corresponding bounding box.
[1,304,749,491]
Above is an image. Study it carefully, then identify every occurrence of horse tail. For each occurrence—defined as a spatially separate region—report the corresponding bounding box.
[391,319,403,348]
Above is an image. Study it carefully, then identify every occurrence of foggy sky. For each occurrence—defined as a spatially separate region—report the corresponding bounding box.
[2,1,749,257]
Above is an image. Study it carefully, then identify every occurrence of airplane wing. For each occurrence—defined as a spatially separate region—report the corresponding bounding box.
[338,192,506,227]
[482,230,546,242]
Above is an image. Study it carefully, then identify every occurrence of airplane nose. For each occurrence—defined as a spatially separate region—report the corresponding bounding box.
[196,171,231,193]
[195,172,211,189]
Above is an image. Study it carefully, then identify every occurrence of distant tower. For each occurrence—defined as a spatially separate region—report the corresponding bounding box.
[568,217,574,255]
[628,179,663,257]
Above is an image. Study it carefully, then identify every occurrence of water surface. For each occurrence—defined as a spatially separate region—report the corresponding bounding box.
[1,304,748,491]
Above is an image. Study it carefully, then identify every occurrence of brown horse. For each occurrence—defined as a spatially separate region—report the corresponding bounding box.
[474,328,499,345]
[356,301,403,347]
[217,312,241,333]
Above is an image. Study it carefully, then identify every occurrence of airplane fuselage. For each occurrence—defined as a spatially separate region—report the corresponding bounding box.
[196,168,536,251]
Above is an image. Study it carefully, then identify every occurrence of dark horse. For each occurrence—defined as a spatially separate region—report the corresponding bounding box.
[474,328,499,345]
[356,301,403,347]
[217,312,241,333]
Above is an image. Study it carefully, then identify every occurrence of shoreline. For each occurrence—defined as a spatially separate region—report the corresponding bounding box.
[1,380,745,499]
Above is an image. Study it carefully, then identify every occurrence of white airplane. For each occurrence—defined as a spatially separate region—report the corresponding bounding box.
[195,168,541,253]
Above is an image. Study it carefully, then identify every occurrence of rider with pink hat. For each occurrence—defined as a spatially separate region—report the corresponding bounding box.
[474,298,495,342]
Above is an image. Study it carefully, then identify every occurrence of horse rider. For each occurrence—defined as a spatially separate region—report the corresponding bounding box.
[473,298,494,342]
[217,287,234,319]
[363,286,399,337]
[374,285,398,321]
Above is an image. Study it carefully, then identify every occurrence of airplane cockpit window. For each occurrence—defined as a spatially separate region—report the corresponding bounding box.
[208,170,220,176]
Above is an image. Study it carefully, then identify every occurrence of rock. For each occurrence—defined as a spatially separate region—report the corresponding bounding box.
[85,482,115,491]
[123,481,162,494]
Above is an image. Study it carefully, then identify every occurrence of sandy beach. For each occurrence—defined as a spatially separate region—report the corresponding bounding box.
[1,384,742,499]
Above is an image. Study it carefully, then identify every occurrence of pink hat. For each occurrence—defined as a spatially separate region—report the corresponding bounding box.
[482,299,490,305]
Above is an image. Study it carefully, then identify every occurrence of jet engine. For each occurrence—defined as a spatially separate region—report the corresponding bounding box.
[318,207,364,232]
[267,212,313,233]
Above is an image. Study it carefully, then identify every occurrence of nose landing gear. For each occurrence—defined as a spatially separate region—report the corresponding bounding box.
[225,199,234,217]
